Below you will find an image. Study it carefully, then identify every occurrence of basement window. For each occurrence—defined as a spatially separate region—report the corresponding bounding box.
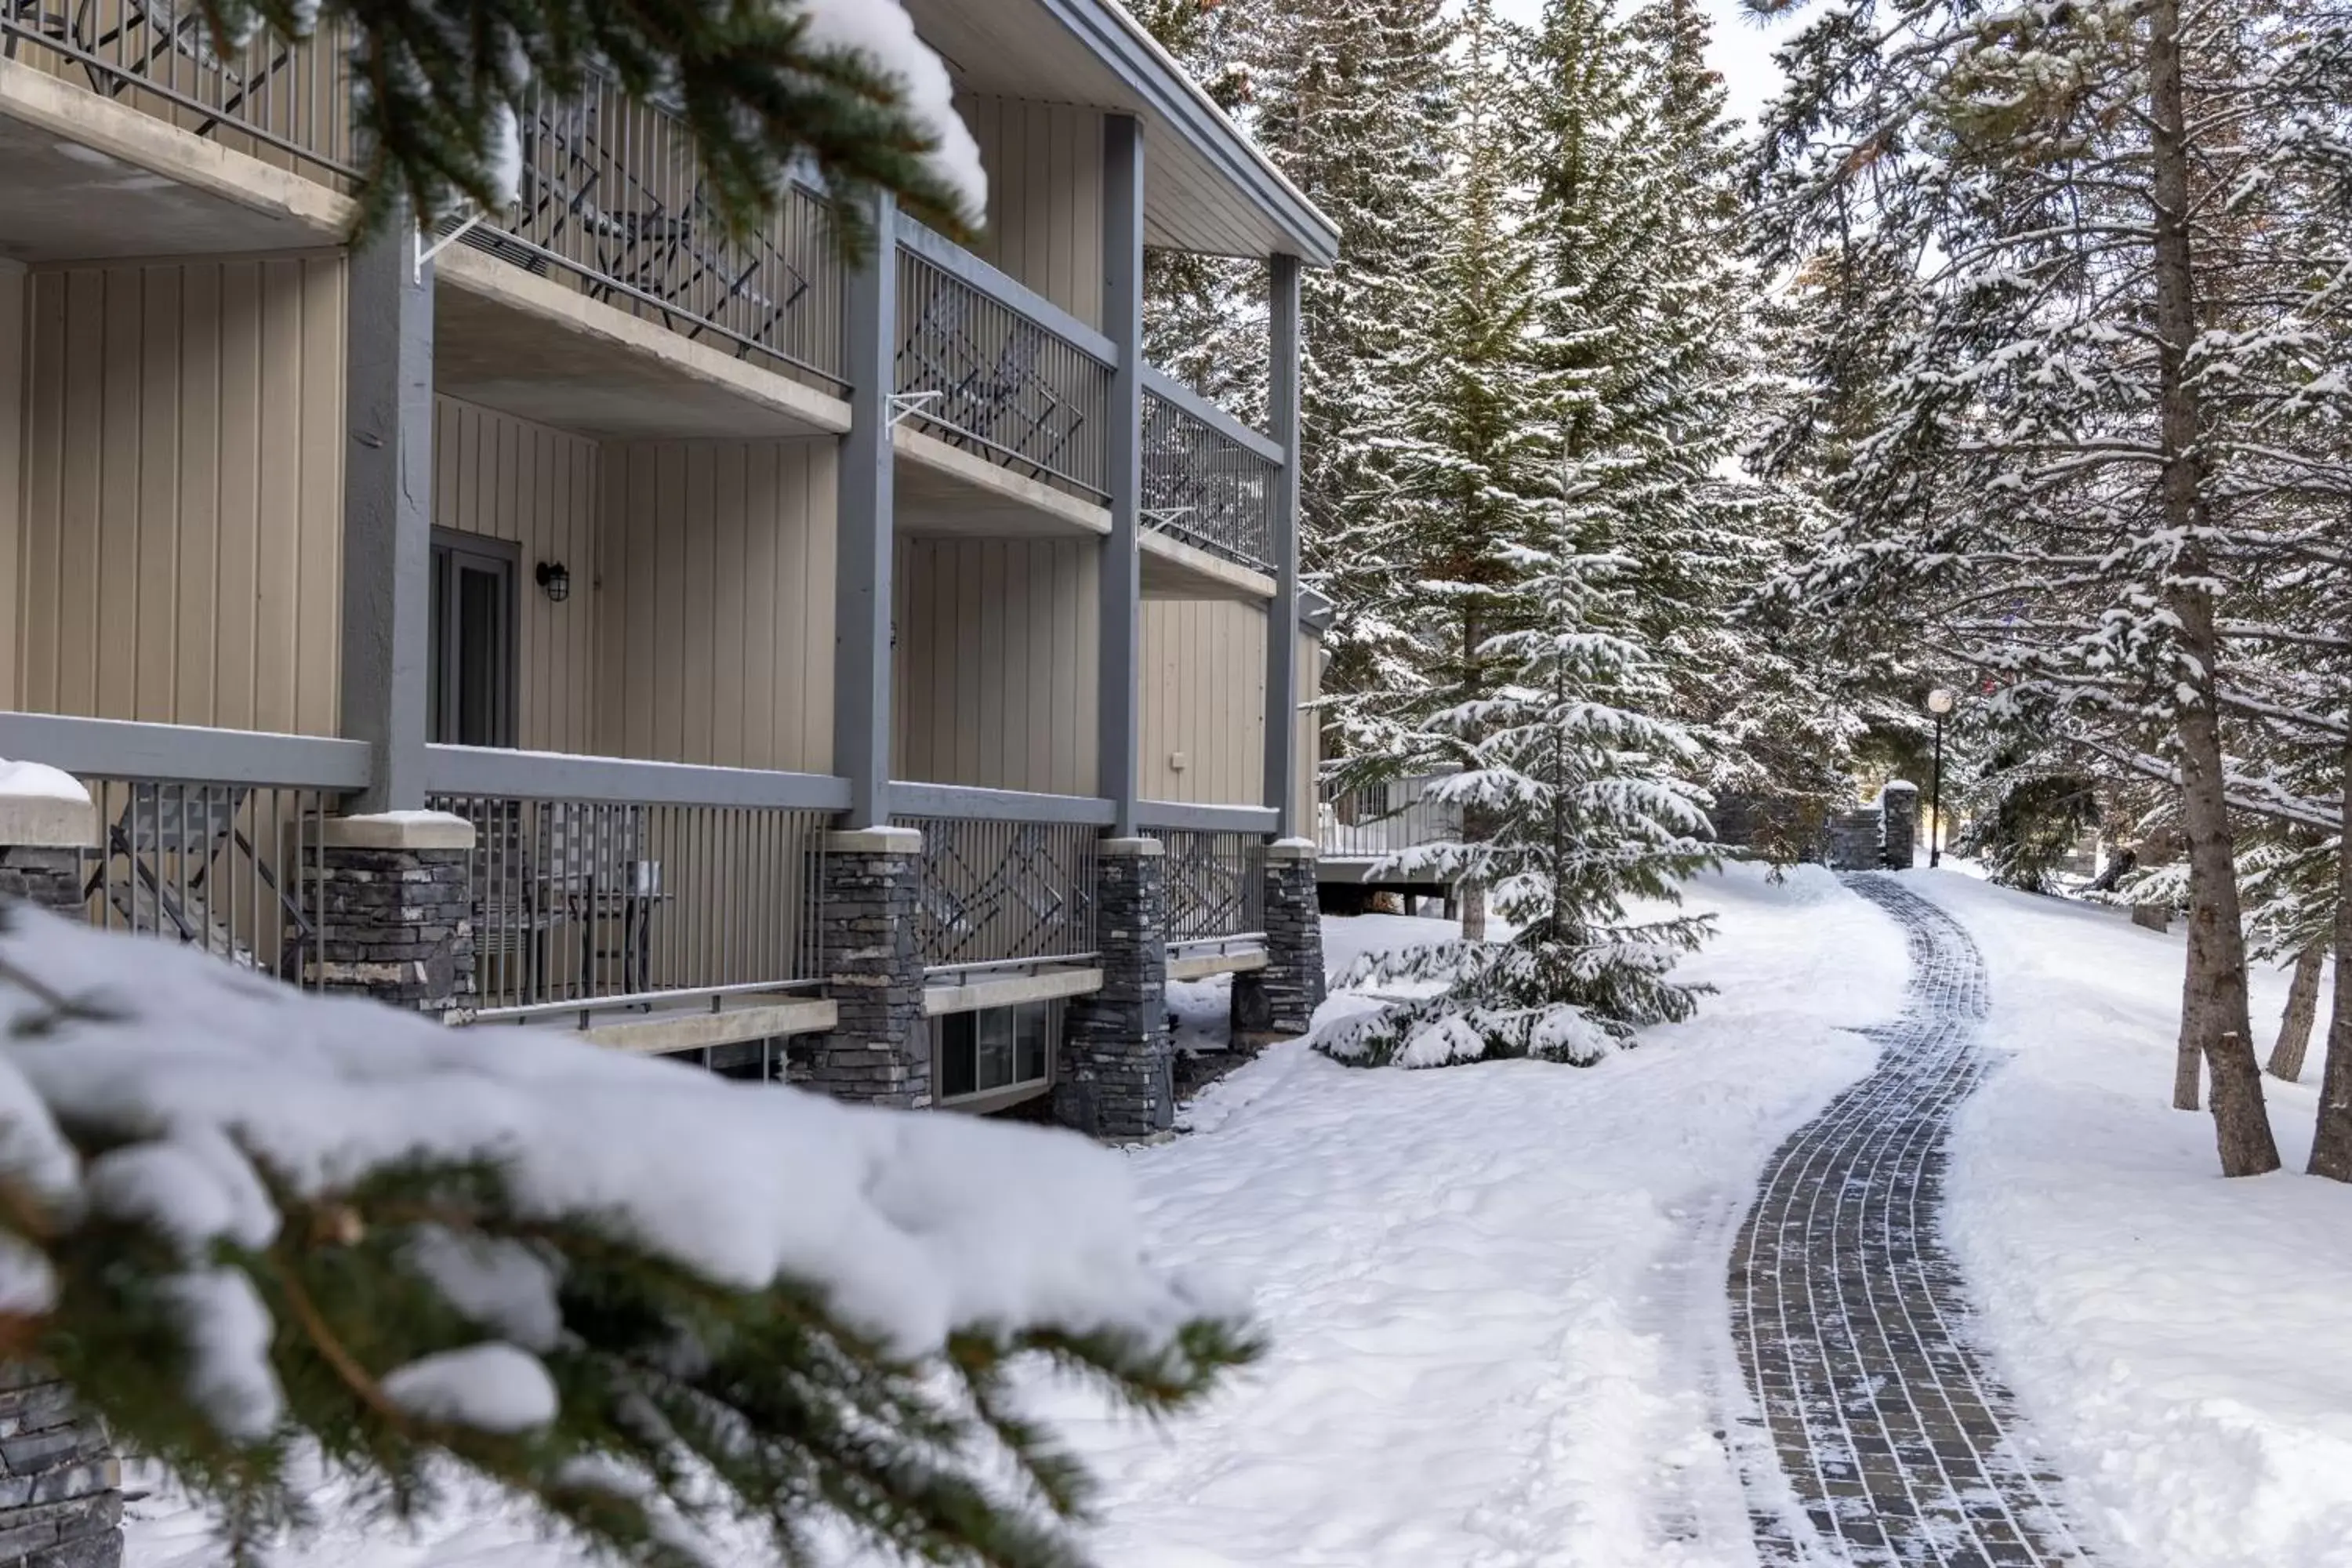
[936,1000,1055,1105]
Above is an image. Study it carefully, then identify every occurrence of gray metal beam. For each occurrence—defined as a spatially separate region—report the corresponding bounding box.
[1136,799,1281,834]
[0,713,372,790]
[887,781,1116,826]
[1099,114,1146,839]
[340,212,434,811]
[1265,254,1304,837]
[834,191,899,828]
[425,745,852,811]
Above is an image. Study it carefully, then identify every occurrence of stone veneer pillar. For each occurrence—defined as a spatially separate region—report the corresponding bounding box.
[804,827,930,1108]
[306,812,476,1014]
[1055,837,1171,1138]
[1230,837,1325,1048]
[1879,781,1919,870]
[0,787,124,1568]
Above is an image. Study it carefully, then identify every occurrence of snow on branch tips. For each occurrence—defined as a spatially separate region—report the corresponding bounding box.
[0,906,1254,1568]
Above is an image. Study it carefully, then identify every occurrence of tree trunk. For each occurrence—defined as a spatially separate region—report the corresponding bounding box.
[1460,879,1489,942]
[2202,1032,2278,1175]
[2173,1030,2203,1112]
[2147,0,2278,1173]
[2267,944,2324,1082]
[2308,737,2352,1181]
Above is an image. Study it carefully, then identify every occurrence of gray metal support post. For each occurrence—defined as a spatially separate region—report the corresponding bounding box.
[341,212,434,811]
[1099,114,1145,839]
[836,192,899,827]
[1265,253,1305,836]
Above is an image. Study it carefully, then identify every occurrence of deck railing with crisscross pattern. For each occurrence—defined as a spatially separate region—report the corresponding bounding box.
[2,0,357,182]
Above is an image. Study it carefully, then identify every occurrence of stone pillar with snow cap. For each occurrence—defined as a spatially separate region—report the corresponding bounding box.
[0,762,97,923]
[1056,837,1172,1139]
[1878,781,1919,870]
[0,782,125,1568]
[803,826,930,1107]
[307,811,477,1014]
[1230,837,1325,1048]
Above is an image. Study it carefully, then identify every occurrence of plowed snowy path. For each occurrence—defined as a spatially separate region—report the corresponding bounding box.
[1730,874,2087,1566]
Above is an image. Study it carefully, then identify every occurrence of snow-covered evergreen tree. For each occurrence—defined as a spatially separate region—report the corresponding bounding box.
[1753,0,2352,1174]
[1322,544,1716,1067]
[0,908,1250,1567]
[220,0,985,245]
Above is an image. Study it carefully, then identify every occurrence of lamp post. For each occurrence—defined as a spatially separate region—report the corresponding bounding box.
[1926,688,1955,867]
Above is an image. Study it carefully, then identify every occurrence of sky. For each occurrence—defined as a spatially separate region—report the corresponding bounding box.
[1493,0,1802,131]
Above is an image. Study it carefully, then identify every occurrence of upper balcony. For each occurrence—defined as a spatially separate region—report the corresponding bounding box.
[0,0,1327,584]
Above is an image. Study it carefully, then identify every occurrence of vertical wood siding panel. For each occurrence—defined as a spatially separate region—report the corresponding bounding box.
[19,274,63,713]
[135,267,180,721]
[251,260,303,731]
[175,265,221,726]
[95,269,141,721]
[713,446,746,769]
[801,447,836,771]
[294,256,343,732]
[0,264,23,710]
[53,272,103,717]
[212,264,261,731]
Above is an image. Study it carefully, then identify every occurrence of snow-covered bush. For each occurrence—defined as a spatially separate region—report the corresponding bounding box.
[1324,551,1718,1070]
[0,905,1253,1566]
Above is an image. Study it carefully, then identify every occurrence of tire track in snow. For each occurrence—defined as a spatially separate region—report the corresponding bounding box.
[1728,873,2089,1566]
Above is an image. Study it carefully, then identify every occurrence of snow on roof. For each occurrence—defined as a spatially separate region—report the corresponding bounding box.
[0,906,1214,1439]
[803,0,987,223]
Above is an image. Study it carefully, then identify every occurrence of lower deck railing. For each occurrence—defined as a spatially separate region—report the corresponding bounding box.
[426,790,829,1018]
[893,813,1101,975]
[76,775,334,988]
[1318,777,1463,861]
[1156,828,1266,946]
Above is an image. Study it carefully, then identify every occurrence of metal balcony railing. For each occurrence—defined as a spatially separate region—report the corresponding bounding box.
[1318,775,1465,862]
[895,223,1113,501]
[448,77,846,389]
[1157,829,1266,946]
[2,0,357,183]
[1142,375,1278,572]
[893,814,1100,972]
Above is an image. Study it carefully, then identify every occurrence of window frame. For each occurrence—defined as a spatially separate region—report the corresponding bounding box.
[429,528,521,749]
[932,999,1059,1113]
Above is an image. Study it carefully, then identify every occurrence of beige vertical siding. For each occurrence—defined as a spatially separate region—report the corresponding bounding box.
[1297,630,1327,833]
[597,440,835,773]
[16,255,345,734]
[956,94,1106,332]
[432,396,601,753]
[0,261,24,710]
[1139,596,1267,805]
[892,538,1099,796]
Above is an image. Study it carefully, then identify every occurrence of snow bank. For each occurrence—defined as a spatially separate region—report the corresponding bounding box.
[1916,872,2352,1568]
[0,905,1210,1441]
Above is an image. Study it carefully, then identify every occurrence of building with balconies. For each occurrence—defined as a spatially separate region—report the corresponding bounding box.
[0,0,1338,1134]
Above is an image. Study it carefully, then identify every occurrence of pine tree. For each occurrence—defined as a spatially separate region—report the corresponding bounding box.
[211,0,985,245]
[0,908,1252,1568]
[1242,0,1457,694]
[1321,545,1717,1067]
[1754,0,2352,1174]
[1319,3,1715,1065]
[1522,0,1825,857]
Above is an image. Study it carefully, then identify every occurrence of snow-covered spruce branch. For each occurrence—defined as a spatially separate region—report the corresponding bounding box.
[0,907,1254,1568]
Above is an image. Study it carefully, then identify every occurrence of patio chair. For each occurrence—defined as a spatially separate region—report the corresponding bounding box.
[83,782,314,979]
[544,802,661,1000]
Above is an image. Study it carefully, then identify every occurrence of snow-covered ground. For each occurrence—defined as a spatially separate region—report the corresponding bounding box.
[1919,870,2352,1568]
[1016,862,1906,1567]
[126,863,1903,1566]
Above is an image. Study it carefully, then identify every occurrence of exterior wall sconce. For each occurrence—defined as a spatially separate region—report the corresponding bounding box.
[535,561,572,603]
